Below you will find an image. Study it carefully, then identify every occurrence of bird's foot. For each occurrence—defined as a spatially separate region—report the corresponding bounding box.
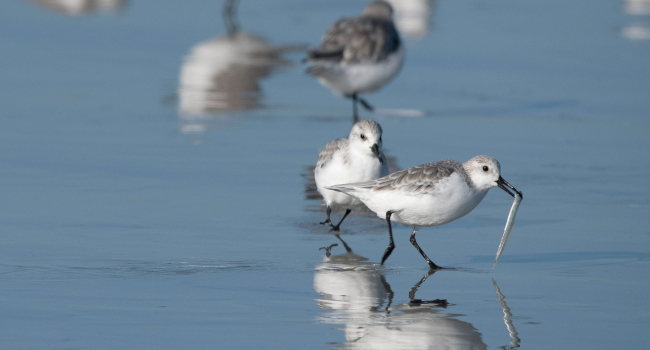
[427,260,443,271]
[409,298,449,307]
[319,243,338,258]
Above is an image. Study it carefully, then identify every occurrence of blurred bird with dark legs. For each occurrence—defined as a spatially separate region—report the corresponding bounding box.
[306,1,404,122]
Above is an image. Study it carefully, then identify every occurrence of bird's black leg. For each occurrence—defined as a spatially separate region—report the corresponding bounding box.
[320,206,332,226]
[410,226,442,270]
[351,94,360,123]
[358,96,374,112]
[380,211,396,265]
[330,208,351,231]
[223,0,240,35]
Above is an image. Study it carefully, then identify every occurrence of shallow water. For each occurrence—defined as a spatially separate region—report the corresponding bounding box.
[2,0,650,348]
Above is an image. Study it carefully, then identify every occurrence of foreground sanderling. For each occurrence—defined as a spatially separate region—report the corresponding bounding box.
[327,155,522,269]
[306,0,404,121]
[315,120,389,231]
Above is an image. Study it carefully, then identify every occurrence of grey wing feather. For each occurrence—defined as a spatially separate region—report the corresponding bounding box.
[316,138,349,170]
[309,16,400,63]
[336,160,465,193]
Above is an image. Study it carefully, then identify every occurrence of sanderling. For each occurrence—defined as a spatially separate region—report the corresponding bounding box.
[306,0,404,121]
[315,120,389,231]
[327,155,522,269]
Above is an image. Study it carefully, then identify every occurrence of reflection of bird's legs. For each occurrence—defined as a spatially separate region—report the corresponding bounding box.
[408,269,448,306]
[380,211,396,265]
[320,206,333,226]
[378,274,394,313]
[410,226,442,270]
[335,233,353,253]
[330,209,351,231]
[408,269,434,300]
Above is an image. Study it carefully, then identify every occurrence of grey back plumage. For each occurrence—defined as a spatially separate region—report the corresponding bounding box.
[308,1,401,64]
[316,138,349,169]
[339,160,473,194]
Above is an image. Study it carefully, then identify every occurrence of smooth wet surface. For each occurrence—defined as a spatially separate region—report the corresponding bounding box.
[2,0,650,348]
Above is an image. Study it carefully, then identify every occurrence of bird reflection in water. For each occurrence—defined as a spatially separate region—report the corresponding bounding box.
[178,0,302,134]
[315,239,393,314]
[314,240,521,349]
[493,279,521,349]
[30,0,127,15]
[622,0,650,40]
[314,240,482,349]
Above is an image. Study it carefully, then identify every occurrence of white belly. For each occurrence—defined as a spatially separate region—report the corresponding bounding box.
[360,175,488,227]
[316,156,385,208]
[316,46,405,96]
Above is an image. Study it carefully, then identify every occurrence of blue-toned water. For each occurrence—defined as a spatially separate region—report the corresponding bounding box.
[2,0,649,348]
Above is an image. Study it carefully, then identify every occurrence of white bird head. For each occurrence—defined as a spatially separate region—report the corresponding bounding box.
[363,0,394,20]
[348,120,384,158]
[464,155,522,197]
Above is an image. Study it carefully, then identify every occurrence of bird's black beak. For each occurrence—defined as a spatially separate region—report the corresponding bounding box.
[497,176,523,198]
[370,143,380,157]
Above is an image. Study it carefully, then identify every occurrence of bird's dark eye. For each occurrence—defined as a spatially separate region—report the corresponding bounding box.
[482,166,489,172]
[360,134,366,140]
